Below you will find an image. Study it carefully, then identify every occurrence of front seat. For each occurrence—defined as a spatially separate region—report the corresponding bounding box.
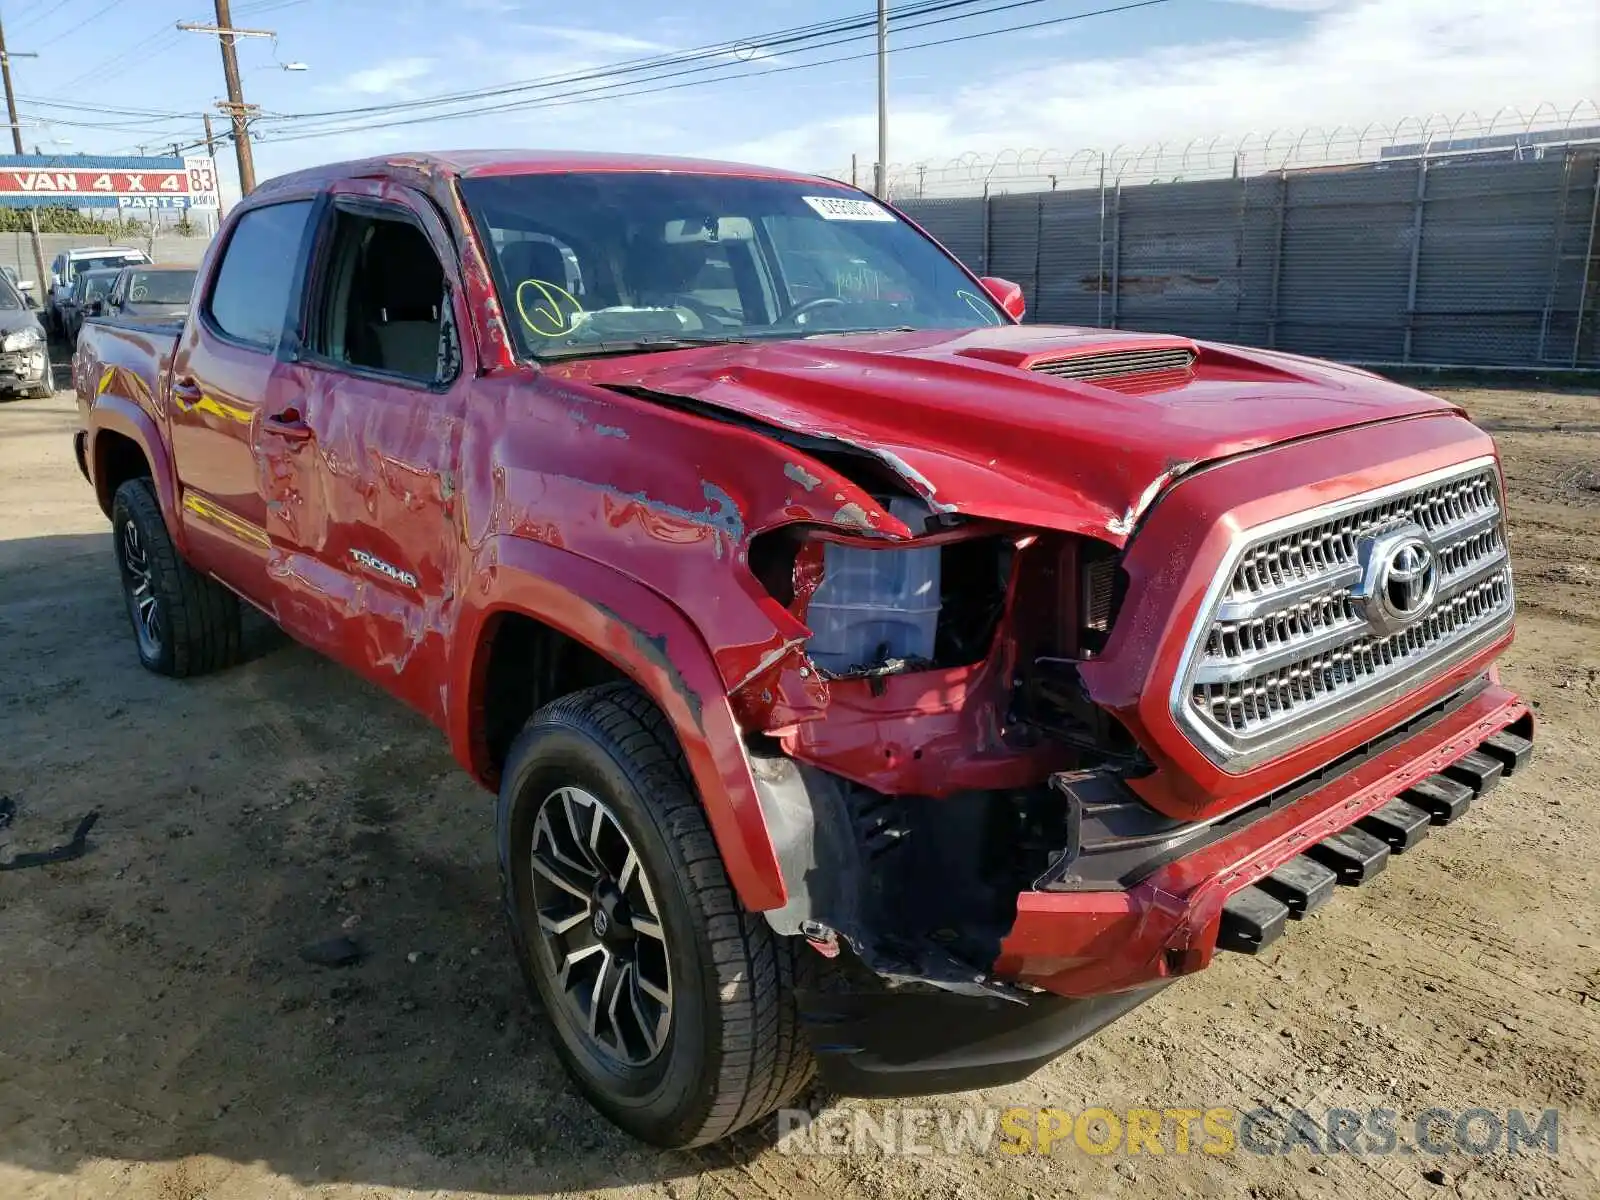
[499,239,570,292]
[499,240,581,334]
[363,226,445,380]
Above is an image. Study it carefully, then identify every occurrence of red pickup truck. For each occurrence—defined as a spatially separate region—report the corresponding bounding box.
[73,150,1532,1148]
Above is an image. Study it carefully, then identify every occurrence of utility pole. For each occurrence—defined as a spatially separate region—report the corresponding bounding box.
[178,3,276,198]
[214,0,253,194]
[873,0,888,199]
[202,111,222,230]
[0,17,49,311]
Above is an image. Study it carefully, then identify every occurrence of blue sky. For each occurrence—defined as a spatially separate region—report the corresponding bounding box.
[3,0,1596,200]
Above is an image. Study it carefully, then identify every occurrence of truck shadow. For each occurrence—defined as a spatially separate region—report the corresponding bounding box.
[0,531,786,1194]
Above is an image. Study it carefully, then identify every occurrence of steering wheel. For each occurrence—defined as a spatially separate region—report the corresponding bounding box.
[775,296,848,327]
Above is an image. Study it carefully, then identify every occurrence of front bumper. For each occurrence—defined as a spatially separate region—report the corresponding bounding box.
[994,680,1532,997]
[802,681,1530,1098]
[801,978,1171,1097]
[0,344,48,391]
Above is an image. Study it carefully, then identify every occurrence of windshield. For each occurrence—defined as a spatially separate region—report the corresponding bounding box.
[461,172,1003,359]
[125,269,196,305]
[0,277,21,311]
[82,272,117,301]
[72,254,145,279]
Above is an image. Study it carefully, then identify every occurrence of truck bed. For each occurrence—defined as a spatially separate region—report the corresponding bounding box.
[73,315,183,407]
[83,313,187,339]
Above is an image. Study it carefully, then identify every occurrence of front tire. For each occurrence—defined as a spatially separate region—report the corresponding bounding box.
[497,682,813,1147]
[111,478,242,676]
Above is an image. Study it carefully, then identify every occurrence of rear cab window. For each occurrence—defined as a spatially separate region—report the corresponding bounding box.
[206,199,317,350]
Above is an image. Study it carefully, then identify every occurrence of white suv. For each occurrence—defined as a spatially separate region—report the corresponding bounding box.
[46,246,151,336]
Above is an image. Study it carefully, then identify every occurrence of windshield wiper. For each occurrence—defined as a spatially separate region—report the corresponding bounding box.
[800,325,918,338]
[535,335,752,361]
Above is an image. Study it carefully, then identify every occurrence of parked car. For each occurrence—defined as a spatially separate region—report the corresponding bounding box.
[60,268,122,348]
[72,150,1533,1148]
[0,271,48,398]
[104,264,198,322]
[1,264,38,307]
[46,246,150,336]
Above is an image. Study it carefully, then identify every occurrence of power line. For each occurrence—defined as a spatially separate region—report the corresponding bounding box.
[16,94,197,119]
[260,0,1172,145]
[47,20,189,97]
[258,0,1071,137]
[16,110,195,132]
[260,0,1005,124]
[5,0,78,37]
[33,0,122,51]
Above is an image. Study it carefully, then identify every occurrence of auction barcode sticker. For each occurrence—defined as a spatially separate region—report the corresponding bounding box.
[802,195,897,222]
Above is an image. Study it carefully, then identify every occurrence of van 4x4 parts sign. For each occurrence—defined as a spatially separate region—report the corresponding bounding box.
[0,155,220,210]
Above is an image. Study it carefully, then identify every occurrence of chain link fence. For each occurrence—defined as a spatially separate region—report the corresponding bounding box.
[896,151,1600,368]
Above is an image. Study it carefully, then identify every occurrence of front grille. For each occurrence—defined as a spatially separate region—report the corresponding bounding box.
[1174,459,1514,771]
[1031,346,1195,382]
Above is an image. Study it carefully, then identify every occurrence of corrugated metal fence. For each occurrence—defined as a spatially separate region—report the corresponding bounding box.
[900,151,1600,368]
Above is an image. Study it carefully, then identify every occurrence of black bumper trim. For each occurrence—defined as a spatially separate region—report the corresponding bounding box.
[1403,775,1475,824]
[1358,797,1433,852]
[1307,826,1391,884]
[1443,749,1505,795]
[1217,886,1288,954]
[1217,717,1532,956]
[1481,728,1533,776]
[1257,854,1338,917]
[798,980,1170,1098]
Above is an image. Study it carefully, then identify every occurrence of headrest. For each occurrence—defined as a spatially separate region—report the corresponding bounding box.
[500,240,569,289]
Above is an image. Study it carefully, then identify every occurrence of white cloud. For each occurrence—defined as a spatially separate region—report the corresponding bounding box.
[715,0,1600,176]
[1218,0,1343,11]
[326,57,437,98]
[516,25,668,55]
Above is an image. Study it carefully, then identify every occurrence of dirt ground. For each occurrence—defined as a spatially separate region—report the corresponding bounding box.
[1,379,1596,1200]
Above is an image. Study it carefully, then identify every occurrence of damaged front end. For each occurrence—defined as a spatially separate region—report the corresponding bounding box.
[723,462,1187,957]
[728,493,1211,1093]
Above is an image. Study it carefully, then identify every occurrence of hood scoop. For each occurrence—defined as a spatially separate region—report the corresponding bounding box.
[1029,344,1197,383]
[950,333,1199,390]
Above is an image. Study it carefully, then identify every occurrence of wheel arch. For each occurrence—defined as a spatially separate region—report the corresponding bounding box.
[449,535,788,913]
[87,398,178,529]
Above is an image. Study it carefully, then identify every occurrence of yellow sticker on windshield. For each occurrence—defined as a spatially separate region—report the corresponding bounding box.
[515,277,584,337]
[956,289,1005,325]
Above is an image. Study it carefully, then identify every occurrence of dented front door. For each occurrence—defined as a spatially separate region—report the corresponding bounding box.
[259,183,469,726]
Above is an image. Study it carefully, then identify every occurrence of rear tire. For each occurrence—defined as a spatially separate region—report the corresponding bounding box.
[497,681,813,1147]
[111,478,242,677]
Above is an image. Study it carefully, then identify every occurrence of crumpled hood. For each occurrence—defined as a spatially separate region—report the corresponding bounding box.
[550,325,1459,542]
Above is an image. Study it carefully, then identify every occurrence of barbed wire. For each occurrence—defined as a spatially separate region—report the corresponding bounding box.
[816,99,1600,199]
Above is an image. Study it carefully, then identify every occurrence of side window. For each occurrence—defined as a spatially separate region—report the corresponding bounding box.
[207,199,315,350]
[311,207,454,384]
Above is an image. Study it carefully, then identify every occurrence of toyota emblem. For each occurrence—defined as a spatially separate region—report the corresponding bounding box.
[1355,525,1439,634]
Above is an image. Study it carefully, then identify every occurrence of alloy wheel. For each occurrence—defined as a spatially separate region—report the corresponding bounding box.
[118,519,162,657]
[528,786,673,1066]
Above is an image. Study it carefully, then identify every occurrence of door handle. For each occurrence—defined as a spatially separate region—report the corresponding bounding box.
[171,376,203,404]
[264,408,313,442]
